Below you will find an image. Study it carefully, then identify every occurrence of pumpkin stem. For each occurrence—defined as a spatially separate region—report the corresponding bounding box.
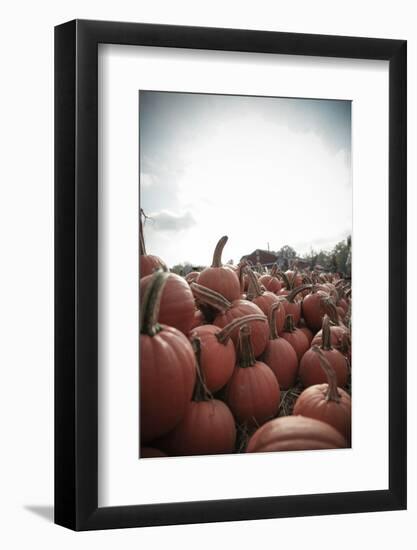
[216,314,267,345]
[321,297,340,325]
[286,284,313,304]
[191,337,213,402]
[140,270,169,336]
[190,282,232,312]
[211,236,228,268]
[236,260,248,293]
[311,346,341,402]
[320,315,333,351]
[277,270,291,290]
[245,267,263,299]
[268,302,282,340]
[237,325,256,368]
[282,314,296,333]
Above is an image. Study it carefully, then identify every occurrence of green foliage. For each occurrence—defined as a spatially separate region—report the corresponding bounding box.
[301,236,351,274]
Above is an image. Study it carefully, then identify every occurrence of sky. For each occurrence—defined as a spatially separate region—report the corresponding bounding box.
[139,91,352,267]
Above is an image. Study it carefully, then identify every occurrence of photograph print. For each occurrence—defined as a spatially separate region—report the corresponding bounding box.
[139,91,352,458]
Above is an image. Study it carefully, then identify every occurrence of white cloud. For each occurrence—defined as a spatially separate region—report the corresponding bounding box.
[146,210,196,232]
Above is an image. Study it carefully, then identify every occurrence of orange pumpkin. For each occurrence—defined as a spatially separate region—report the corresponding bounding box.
[196,236,241,302]
[294,347,351,443]
[191,283,269,358]
[225,325,280,428]
[140,272,196,443]
[262,302,298,389]
[190,314,267,392]
[156,339,236,456]
[246,415,347,453]
[299,316,348,388]
[140,272,195,335]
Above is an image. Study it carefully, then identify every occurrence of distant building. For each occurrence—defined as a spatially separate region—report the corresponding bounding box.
[289,258,310,270]
[240,249,278,267]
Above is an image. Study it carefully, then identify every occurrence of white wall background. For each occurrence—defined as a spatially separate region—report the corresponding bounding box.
[0,1,414,548]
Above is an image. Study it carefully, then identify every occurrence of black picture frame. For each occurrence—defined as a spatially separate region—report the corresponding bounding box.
[55,19,407,531]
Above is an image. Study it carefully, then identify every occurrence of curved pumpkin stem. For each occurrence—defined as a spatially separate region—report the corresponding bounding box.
[190,282,232,312]
[140,270,169,336]
[277,270,291,290]
[282,314,296,333]
[216,314,267,344]
[245,267,263,300]
[191,337,213,402]
[320,315,333,351]
[237,325,256,368]
[236,260,248,293]
[286,284,313,303]
[268,302,282,340]
[311,346,341,403]
[211,236,228,268]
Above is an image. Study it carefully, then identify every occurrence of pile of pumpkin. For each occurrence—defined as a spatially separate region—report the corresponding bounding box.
[140,234,352,458]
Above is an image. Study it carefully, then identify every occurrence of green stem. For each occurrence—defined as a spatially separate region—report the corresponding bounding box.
[216,314,267,344]
[237,325,256,368]
[311,346,341,402]
[140,271,169,336]
[211,236,228,267]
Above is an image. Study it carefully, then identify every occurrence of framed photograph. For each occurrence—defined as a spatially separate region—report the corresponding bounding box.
[55,20,407,530]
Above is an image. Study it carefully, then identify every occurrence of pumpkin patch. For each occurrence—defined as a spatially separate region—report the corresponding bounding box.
[139,242,351,457]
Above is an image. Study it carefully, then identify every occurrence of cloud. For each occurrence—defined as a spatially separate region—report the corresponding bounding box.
[147,210,196,232]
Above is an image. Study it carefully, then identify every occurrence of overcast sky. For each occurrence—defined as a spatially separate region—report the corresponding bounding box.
[139,91,351,267]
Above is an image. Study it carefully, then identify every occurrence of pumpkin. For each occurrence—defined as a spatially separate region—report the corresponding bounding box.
[246,415,347,452]
[185,271,200,284]
[299,325,314,345]
[294,347,351,443]
[140,272,195,335]
[280,314,309,361]
[156,338,236,456]
[190,313,266,392]
[299,315,348,388]
[225,325,280,428]
[282,284,312,325]
[245,268,284,332]
[311,324,351,358]
[262,302,299,389]
[196,236,241,301]
[140,271,196,443]
[285,269,303,288]
[298,285,336,333]
[191,282,269,357]
[258,265,282,293]
[139,211,167,278]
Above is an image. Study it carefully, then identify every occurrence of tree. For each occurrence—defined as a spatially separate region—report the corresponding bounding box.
[276,245,297,270]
